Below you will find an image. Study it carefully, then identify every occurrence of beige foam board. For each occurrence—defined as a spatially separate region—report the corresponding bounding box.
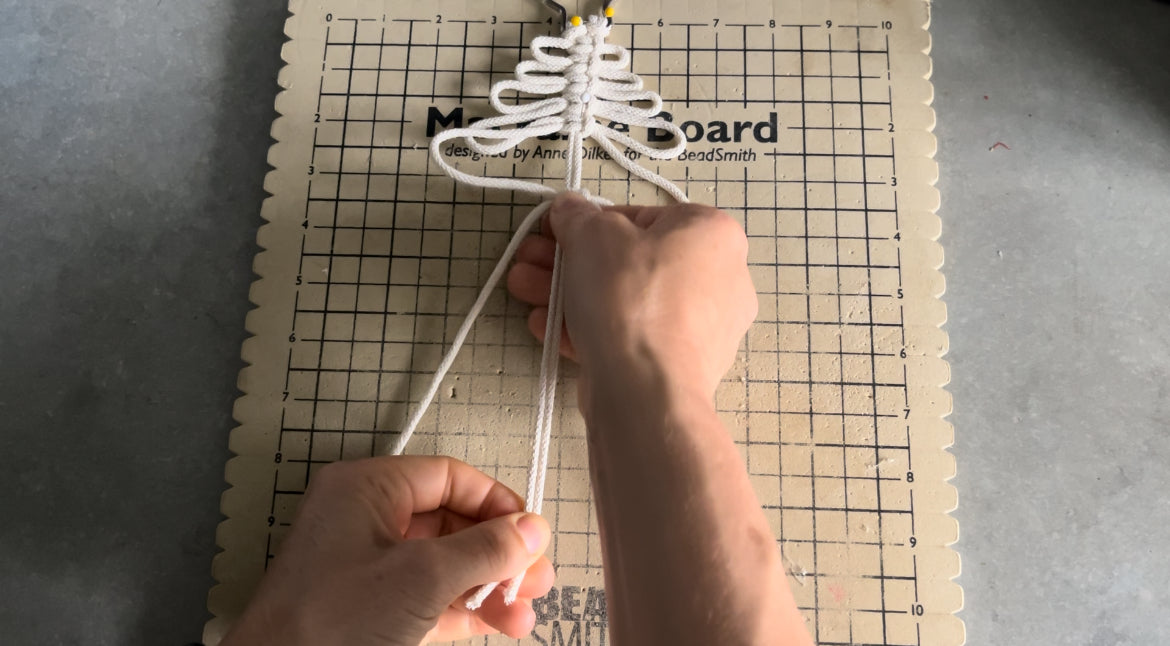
[206,1,962,644]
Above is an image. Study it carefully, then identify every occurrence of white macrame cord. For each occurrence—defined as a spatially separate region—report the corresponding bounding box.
[389,15,690,609]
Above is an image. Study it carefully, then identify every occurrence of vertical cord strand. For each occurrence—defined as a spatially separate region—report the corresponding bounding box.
[393,14,690,609]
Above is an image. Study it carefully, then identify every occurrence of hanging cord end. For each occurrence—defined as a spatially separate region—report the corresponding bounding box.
[503,575,525,604]
[465,581,500,610]
[465,573,527,611]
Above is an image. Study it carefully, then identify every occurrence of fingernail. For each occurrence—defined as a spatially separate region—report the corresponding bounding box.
[517,513,546,554]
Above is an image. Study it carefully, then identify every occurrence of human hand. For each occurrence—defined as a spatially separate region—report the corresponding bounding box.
[506,192,757,400]
[219,456,553,646]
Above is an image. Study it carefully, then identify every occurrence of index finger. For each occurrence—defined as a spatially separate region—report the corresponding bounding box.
[597,204,709,229]
[538,203,659,239]
[596,205,662,229]
[357,456,525,527]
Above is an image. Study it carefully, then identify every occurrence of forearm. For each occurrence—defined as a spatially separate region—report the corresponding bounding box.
[582,352,811,646]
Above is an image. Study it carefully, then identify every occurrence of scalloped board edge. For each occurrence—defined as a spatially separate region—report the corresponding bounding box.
[202,4,299,641]
[204,1,963,644]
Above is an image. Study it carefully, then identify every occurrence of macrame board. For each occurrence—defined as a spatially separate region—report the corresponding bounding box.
[206,1,962,644]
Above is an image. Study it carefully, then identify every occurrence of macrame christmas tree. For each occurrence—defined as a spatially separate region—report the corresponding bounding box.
[389,10,690,609]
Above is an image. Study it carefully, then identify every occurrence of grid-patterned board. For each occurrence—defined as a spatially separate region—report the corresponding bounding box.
[208,1,961,644]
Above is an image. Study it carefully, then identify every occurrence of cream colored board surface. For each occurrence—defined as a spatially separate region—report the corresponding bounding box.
[207,1,962,644]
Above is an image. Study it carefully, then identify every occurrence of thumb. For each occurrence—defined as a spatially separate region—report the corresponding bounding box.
[548,191,602,248]
[428,512,550,597]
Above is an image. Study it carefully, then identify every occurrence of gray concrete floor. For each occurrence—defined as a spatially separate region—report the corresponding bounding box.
[1,0,1167,644]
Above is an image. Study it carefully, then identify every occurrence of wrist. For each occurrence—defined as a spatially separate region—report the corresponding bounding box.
[579,338,714,430]
[219,575,330,646]
[220,606,301,646]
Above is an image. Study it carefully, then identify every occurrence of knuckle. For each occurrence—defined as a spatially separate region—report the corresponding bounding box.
[690,206,744,237]
[586,209,620,231]
[745,289,760,321]
[431,454,459,473]
[717,211,747,237]
[731,227,750,252]
[677,203,714,219]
